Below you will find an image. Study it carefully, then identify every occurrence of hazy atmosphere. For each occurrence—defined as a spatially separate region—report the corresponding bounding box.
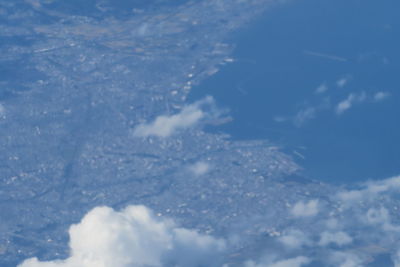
[1,0,399,266]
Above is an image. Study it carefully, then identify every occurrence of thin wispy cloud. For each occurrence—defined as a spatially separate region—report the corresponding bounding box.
[392,250,400,267]
[292,98,331,127]
[336,76,350,88]
[276,75,390,126]
[273,115,288,123]
[280,86,390,126]
[245,256,311,267]
[329,252,363,267]
[0,103,5,117]
[303,50,348,62]
[335,92,366,115]
[293,107,316,127]
[373,91,391,102]
[315,83,328,94]
[335,90,391,115]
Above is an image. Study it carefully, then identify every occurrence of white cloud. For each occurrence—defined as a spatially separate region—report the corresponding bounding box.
[366,207,390,225]
[291,200,319,217]
[137,23,149,36]
[18,205,226,267]
[273,116,288,123]
[324,218,339,230]
[245,256,311,267]
[336,175,400,204]
[303,50,347,62]
[335,92,366,115]
[373,91,390,102]
[133,96,215,137]
[329,252,363,267]
[318,231,352,247]
[365,207,400,232]
[336,175,400,232]
[188,161,210,176]
[268,256,311,267]
[335,90,390,115]
[392,250,400,267]
[0,103,5,117]
[315,83,328,94]
[336,190,364,203]
[292,98,330,127]
[278,230,311,249]
[336,98,352,114]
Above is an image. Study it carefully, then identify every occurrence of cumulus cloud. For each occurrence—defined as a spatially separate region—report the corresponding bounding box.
[335,92,366,115]
[245,256,311,267]
[335,175,400,234]
[336,190,364,203]
[365,207,400,232]
[278,230,311,249]
[366,207,390,225]
[291,199,319,217]
[188,161,210,176]
[133,96,215,137]
[329,251,363,267]
[318,231,352,247]
[18,205,226,267]
[336,175,400,204]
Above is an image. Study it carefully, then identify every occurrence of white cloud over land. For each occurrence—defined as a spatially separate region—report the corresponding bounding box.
[318,231,352,247]
[245,256,311,267]
[188,161,210,176]
[290,199,319,218]
[0,103,5,115]
[278,229,311,249]
[133,96,216,137]
[18,205,226,267]
[336,175,400,204]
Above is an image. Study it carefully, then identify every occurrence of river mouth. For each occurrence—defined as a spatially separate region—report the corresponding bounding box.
[189,0,400,183]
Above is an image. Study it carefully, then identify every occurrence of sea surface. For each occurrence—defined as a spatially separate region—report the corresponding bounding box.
[189,0,400,183]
